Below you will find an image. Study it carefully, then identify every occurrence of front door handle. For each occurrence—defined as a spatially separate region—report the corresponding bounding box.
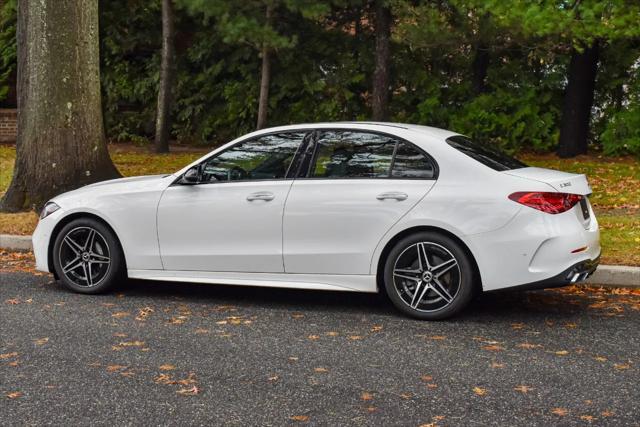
[247,191,275,202]
[376,191,408,201]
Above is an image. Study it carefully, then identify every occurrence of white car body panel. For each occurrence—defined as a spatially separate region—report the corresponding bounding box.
[283,179,434,274]
[157,180,293,272]
[32,122,601,296]
[128,270,376,293]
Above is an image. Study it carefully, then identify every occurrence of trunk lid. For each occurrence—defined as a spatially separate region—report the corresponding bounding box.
[503,167,592,195]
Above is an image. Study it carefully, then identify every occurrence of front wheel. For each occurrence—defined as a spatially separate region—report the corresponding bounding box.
[383,232,476,320]
[52,218,125,294]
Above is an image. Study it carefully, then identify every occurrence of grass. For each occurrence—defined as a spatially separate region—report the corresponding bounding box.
[0,144,638,265]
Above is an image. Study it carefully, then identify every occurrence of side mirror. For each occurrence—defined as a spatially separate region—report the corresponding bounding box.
[181,166,200,185]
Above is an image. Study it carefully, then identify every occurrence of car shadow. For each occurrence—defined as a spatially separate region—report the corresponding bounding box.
[91,278,594,322]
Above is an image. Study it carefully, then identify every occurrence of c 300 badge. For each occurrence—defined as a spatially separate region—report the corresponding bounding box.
[559,182,572,188]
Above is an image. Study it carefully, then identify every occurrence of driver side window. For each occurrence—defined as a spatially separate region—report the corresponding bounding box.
[200,132,306,183]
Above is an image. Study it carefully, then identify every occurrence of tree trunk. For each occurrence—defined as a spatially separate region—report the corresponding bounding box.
[557,43,600,158]
[371,0,391,121]
[256,5,273,131]
[1,0,120,212]
[154,0,175,153]
[471,45,489,95]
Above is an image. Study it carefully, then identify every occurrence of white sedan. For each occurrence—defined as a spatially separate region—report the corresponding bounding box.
[32,122,600,319]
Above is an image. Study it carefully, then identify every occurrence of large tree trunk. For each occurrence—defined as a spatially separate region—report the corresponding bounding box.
[154,0,175,153]
[371,0,391,121]
[557,43,600,158]
[471,45,489,95]
[1,0,120,212]
[256,4,273,130]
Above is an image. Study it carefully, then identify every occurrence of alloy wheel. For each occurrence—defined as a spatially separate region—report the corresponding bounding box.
[57,226,111,288]
[392,241,461,312]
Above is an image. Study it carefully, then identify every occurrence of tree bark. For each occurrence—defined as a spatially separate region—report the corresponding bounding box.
[471,46,489,95]
[1,0,120,212]
[371,0,391,121]
[557,42,600,158]
[154,0,175,153]
[256,4,273,131]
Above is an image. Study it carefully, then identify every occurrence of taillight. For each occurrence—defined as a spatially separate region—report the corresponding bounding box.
[508,192,583,214]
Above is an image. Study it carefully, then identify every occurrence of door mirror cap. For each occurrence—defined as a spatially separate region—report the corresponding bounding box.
[181,166,201,184]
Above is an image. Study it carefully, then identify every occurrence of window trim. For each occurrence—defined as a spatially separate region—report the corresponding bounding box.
[297,128,439,181]
[173,130,311,186]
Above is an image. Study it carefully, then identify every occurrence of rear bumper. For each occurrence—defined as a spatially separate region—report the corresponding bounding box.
[493,256,600,292]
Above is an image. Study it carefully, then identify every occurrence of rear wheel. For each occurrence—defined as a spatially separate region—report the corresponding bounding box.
[52,218,124,294]
[383,232,475,320]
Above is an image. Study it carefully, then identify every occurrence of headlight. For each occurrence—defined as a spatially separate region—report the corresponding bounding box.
[40,202,60,219]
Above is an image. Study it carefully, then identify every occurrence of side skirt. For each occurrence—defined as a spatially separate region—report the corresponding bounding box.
[127,270,378,293]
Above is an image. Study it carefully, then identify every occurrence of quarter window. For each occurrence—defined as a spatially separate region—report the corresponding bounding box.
[200,132,306,182]
[392,141,436,179]
[310,131,396,178]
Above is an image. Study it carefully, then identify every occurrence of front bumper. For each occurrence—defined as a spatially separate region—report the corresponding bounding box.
[32,208,65,273]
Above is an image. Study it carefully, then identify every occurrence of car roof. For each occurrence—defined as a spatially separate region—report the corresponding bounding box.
[243,122,460,141]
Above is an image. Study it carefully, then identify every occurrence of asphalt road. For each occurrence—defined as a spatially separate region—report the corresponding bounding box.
[1,272,638,426]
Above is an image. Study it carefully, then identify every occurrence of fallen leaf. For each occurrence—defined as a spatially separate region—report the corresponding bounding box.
[614,363,630,370]
[111,312,130,319]
[176,385,199,396]
[514,385,533,393]
[291,313,304,319]
[551,408,569,416]
[482,345,504,352]
[6,391,22,399]
[517,342,541,349]
[491,362,505,369]
[34,337,49,345]
[366,406,377,412]
[554,350,569,356]
[307,335,320,341]
[135,307,154,321]
[473,387,487,396]
[290,415,309,422]
[601,410,614,417]
[268,375,279,382]
[5,298,19,305]
[594,356,607,362]
[371,325,383,332]
[118,341,145,347]
[0,352,18,359]
[314,367,329,373]
[113,333,127,338]
[325,331,339,336]
[159,364,176,371]
[579,415,596,421]
[429,335,446,340]
[348,335,363,341]
[361,392,373,401]
[511,323,525,330]
[106,365,127,372]
[420,375,433,382]
[194,328,210,334]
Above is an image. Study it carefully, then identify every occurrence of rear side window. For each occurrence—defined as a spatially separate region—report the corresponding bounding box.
[446,135,527,171]
[307,130,437,179]
[311,131,396,178]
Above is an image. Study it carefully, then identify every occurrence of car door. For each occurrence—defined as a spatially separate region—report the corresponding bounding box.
[157,131,307,273]
[283,129,438,275]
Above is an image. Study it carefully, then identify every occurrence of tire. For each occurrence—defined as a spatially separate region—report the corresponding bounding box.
[383,231,476,320]
[52,217,125,294]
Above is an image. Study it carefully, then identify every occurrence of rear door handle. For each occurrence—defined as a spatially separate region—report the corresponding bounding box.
[376,192,408,201]
[247,191,275,202]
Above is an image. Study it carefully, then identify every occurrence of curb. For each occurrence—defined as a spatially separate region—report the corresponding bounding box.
[0,234,32,252]
[0,234,638,288]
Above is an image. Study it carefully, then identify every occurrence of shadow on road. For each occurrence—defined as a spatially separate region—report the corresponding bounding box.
[40,276,594,322]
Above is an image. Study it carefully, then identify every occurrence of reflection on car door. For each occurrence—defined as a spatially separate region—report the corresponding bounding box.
[157,132,307,273]
[283,130,437,275]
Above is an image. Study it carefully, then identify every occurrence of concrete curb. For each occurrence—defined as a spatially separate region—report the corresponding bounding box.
[0,234,32,252]
[0,234,638,288]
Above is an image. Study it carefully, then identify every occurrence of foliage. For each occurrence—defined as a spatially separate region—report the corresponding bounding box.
[0,0,16,104]
[2,0,640,154]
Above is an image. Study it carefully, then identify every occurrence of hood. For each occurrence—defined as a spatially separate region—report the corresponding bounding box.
[83,174,170,188]
[503,167,592,195]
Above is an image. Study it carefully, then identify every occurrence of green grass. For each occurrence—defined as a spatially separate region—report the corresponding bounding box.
[1,145,638,265]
